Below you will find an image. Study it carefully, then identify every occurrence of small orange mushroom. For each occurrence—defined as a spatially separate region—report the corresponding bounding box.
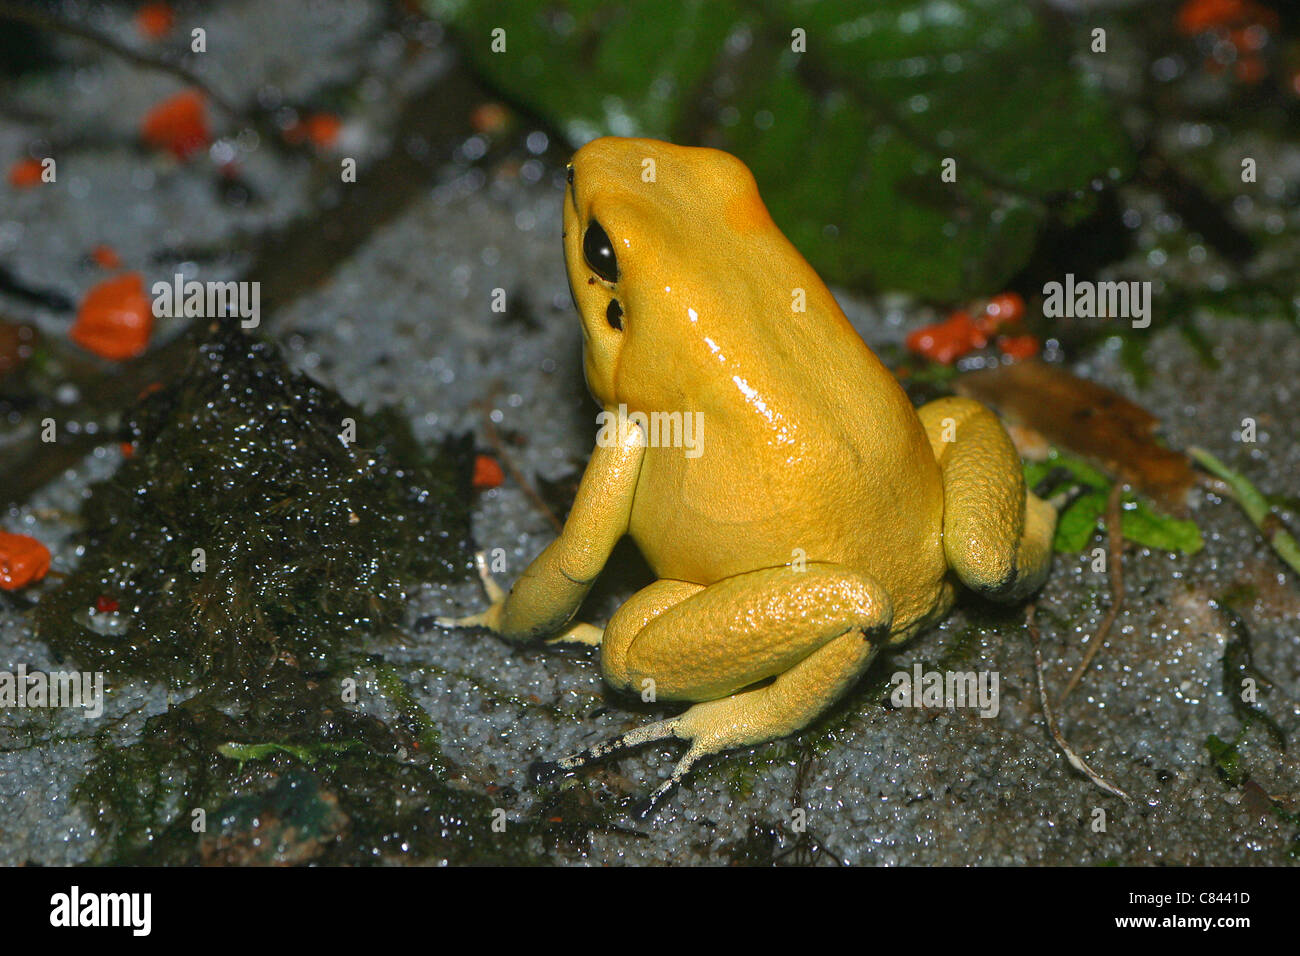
[0,532,51,590]
[905,311,985,365]
[71,272,154,360]
[472,454,505,490]
[995,334,1041,362]
[141,89,210,161]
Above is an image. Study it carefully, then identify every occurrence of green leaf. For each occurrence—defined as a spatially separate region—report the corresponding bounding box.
[432,0,1134,300]
[1054,490,1106,553]
[1119,501,1203,555]
[1023,451,1202,555]
[1205,734,1244,786]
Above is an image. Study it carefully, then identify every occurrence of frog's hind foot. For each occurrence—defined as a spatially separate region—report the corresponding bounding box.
[529,717,682,785]
[530,717,700,820]
[917,396,1056,603]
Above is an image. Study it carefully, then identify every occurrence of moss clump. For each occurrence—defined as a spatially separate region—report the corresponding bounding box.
[37,319,472,686]
[29,320,564,864]
[75,660,547,865]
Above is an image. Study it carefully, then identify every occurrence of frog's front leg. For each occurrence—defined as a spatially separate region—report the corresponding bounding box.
[437,423,646,643]
[534,564,893,814]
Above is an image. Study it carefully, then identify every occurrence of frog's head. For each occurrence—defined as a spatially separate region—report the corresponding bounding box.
[563,136,787,410]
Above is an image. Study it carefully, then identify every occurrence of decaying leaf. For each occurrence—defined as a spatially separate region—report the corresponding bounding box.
[956,360,1196,515]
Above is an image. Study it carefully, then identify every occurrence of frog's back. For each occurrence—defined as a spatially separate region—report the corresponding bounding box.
[577,138,948,625]
[625,236,949,628]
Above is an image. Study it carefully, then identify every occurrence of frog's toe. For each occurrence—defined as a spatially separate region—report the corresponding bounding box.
[629,788,667,821]
[433,607,495,629]
[469,551,506,603]
[529,718,706,818]
[529,718,683,783]
[630,747,703,819]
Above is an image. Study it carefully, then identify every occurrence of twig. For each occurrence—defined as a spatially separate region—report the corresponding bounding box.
[0,0,243,119]
[1063,480,1126,699]
[476,396,563,533]
[1026,603,1132,803]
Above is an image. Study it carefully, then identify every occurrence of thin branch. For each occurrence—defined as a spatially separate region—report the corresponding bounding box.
[475,395,563,534]
[1027,603,1132,803]
[1063,480,1126,699]
[0,1,242,119]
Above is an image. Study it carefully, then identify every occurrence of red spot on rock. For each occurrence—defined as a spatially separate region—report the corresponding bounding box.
[8,157,45,189]
[90,244,123,271]
[135,2,175,40]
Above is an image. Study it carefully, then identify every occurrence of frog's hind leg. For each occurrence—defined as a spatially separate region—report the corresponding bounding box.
[917,396,1055,603]
[532,566,891,815]
[536,627,881,817]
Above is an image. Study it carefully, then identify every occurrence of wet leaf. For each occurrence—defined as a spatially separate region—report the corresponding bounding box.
[1119,501,1203,554]
[434,0,1133,300]
[1024,453,1203,555]
[1052,489,1107,553]
[958,359,1196,514]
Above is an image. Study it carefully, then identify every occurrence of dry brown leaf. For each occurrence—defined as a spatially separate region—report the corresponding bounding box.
[955,360,1195,515]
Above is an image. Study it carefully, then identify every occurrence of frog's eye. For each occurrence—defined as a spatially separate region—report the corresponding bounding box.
[583,220,619,284]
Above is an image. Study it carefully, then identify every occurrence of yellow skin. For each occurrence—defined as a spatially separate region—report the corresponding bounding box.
[441,137,1056,813]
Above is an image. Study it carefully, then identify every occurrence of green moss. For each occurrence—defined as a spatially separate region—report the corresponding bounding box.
[74,661,548,864]
[37,319,473,686]
[36,320,556,864]
[1205,733,1245,787]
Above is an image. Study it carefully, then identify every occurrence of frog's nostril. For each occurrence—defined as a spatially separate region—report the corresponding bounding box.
[566,165,575,186]
[606,299,624,331]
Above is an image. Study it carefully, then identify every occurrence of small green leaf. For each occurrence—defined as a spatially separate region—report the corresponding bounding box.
[1054,490,1106,553]
[1190,446,1300,575]
[1119,501,1203,555]
[1024,450,1202,554]
[1205,734,1244,786]
[217,740,361,767]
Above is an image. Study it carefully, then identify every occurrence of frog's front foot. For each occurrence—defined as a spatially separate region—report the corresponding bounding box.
[434,552,506,630]
[436,552,604,645]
